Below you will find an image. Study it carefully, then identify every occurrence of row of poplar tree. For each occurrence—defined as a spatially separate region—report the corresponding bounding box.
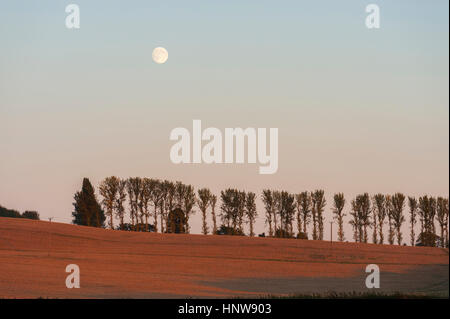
[72,177,449,247]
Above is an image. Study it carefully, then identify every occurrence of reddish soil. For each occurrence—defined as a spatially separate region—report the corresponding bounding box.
[0,217,448,298]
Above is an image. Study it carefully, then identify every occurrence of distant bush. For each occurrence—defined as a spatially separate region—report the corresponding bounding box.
[22,211,40,220]
[0,205,40,220]
[296,232,308,240]
[274,228,295,239]
[115,223,156,232]
[0,205,21,218]
[215,225,245,236]
[416,232,441,247]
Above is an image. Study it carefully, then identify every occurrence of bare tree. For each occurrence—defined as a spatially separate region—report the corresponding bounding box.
[174,181,185,208]
[372,194,387,244]
[359,193,371,243]
[386,195,395,245]
[237,191,246,234]
[220,188,239,233]
[273,191,281,234]
[429,197,437,235]
[99,176,119,229]
[312,190,326,240]
[391,193,405,245]
[408,197,418,246]
[281,191,296,237]
[419,196,437,236]
[197,188,212,235]
[164,181,176,231]
[418,196,438,246]
[157,181,168,233]
[436,197,449,247]
[150,180,164,232]
[245,192,257,237]
[114,179,127,230]
[295,194,303,236]
[297,192,311,236]
[262,190,275,237]
[210,194,218,234]
[140,178,154,231]
[311,192,318,240]
[220,189,233,229]
[130,177,143,231]
[371,206,378,244]
[181,184,196,233]
[126,179,136,228]
[332,193,346,242]
[349,199,360,242]
[350,194,371,243]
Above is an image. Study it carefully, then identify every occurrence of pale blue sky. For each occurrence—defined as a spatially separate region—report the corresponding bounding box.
[0,1,448,237]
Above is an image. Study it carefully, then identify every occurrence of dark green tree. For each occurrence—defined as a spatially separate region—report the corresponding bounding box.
[72,178,105,227]
[22,211,40,220]
[0,205,21,218]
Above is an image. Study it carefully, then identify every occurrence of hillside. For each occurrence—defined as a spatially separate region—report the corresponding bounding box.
[0,217,448,298]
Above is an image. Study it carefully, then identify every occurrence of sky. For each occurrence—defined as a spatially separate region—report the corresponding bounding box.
[0,0,448,239]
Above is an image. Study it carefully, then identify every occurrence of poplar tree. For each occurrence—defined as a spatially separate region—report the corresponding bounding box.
[373,194,387,244]
[245,192,257,237]
[312,190,326,240]
[99,176,120,229]
[436,197,449,247]
[391,193,406,245]
[210,194,218,234]
[115,179,127,230]
[408,197,418,246]
[297,192,311,235]
[332,193,346,242]
[197,188,212,235]
[262,190,275,237]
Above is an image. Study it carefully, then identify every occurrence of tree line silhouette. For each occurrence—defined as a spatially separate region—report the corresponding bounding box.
[0,205,40,220]
[72,176,449,247]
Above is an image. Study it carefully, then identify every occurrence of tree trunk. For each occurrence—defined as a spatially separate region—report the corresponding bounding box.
[378,223,384,244]
[372,214,378,244]
[202,209,208,235]
[303,215,307,235]
[338,216,344,242]
[212,210,217,234]
[109,210,114,229]
[153,208,158,233]
[297,213,302,237]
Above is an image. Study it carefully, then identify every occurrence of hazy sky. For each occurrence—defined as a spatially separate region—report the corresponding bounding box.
[1,1,448,239]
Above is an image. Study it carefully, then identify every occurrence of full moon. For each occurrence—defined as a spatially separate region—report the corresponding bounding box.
[152,47,168,64]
